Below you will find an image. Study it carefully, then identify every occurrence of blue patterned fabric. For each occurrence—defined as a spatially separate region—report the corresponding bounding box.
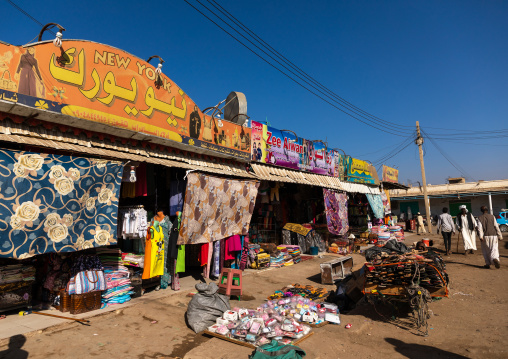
[366,194,384,219]
[0,149,124,259]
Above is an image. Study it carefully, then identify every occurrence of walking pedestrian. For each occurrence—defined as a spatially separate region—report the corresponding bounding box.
[477,206,503,269]
[416,212,426,235]
[455,205,477,255]
[437,207,455,256]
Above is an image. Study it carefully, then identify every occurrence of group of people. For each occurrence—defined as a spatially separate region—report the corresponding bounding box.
[436,205,502,269]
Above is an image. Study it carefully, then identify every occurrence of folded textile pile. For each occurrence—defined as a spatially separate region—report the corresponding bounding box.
[97,248,133,306]
[389,226,405,241]
[267,284,330,302]
[0,264,36,284]
[121,253,145,268]
[270,252,285,268]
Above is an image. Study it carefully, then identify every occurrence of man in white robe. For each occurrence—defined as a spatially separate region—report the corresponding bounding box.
[416,212,426,235]
[455,205,477,255]
[477,206,503,269]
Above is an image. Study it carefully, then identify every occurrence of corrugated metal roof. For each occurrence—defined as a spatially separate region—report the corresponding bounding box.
[250,163,380,194]
[0,125,253,178]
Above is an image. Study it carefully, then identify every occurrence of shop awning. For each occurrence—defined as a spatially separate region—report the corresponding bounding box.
[250,163,380,194]
[0,122,253,178]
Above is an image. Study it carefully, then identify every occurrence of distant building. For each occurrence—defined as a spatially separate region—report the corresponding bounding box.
[389,178,508,218]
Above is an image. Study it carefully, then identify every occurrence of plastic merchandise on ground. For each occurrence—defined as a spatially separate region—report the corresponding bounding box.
[186,282,230,333]
[207,299,339,347]
[250,340,306,359]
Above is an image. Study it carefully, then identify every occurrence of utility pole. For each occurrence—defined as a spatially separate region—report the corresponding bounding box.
[416,121,432,234]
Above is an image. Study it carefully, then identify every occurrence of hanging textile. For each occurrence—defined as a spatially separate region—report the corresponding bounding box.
[323,189,349,236]
[212,240,221,278]
[158,215,172,289]
[0,149,123,259]
[177,173,259,245]
[169,180,185,216]
[366,193,385,219]
[382,190,391,215]
[142,224,165,279]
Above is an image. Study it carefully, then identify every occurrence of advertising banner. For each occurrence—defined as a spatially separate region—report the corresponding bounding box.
[0,40,251,160]
[382,165,399,184]
[346,157,379,185]
[251,121,345,179]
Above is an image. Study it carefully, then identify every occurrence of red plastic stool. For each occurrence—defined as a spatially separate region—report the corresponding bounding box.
[218,268,243,298]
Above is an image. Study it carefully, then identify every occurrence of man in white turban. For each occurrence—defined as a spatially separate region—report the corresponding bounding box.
[455,205,478,255]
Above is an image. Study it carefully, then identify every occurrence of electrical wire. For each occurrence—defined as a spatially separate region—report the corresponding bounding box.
[183,0,414,137]
[372,134,416,166]
[421,128,476,181]
[5,0,56,36]
[187,1,508,139]
[204,0,415,132]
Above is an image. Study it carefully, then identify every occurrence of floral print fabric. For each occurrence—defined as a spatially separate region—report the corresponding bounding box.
[323,189,349,236]
[177,173,259,245]
[366,193,385,219]
[0,149,123,258]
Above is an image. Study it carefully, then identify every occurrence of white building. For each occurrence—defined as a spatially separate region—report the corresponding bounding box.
[388,178,508,219]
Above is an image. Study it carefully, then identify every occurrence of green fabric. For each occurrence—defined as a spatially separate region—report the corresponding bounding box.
[250,340,306,359]
[176,245,186,273]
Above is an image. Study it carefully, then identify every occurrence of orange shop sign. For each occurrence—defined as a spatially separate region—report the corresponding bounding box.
[0,40,251,160]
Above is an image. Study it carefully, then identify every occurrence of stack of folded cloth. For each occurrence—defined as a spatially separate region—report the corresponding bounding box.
[121,253,144,268]
[270,252,285,268]
[97,248,133,306]
[377,231,391,242]
[0,264,36,284]
[288,247,301,264]
[389,226,405,241]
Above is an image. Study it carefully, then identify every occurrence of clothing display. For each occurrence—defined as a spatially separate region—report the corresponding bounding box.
[170,181,185,216]
[142,223,165,279]
[366,194,384,219]
[178,173,259,245]
[323,189,348,236]
[157,215,173,289]
[118,206,148,239]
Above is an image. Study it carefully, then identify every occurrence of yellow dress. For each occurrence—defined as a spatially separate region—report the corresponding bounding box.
[142,224,165,279]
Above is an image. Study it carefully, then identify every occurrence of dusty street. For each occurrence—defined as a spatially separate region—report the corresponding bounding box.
[1,232,507,359]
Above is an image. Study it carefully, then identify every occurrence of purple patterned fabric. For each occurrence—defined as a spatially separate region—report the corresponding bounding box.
[323,189,349,235]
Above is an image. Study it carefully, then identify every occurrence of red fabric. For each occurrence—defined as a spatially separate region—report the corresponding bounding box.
[200,243,209,266]
[135,162,148,197]
[224,235,242,261]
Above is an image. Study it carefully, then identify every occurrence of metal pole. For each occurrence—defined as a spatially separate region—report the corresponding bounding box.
[416,121,432,234]
[488,192,493,215]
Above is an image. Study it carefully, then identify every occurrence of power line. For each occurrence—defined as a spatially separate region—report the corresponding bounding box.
[5,0,56,37]
[204,0,414,132]
[183,0,414,137]
[421,128,476,181]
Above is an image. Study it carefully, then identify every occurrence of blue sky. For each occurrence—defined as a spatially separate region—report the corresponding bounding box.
[2,0,507,184]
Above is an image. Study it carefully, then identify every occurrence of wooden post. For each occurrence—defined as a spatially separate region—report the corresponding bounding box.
[416,122,432,234]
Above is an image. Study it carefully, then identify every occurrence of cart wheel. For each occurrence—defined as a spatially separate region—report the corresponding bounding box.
[155,285,161,291]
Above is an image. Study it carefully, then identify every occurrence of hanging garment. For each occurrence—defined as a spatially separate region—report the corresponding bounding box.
[159,216,173,289]
[200,243,210,266]
[170,259,180,291]
[212,240,221,278]
[135,163,148,197]
[170,181,186,216]
[168,217,180,259]
[142,225,165,279]
[178,173,259,245]
[121,182,136,198]
[239,236,250,270]
[323,189,349,236]
[176,245,186,273]
[366,194,385,219]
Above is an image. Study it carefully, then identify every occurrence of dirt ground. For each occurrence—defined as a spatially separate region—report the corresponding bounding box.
[1,232,507,359]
